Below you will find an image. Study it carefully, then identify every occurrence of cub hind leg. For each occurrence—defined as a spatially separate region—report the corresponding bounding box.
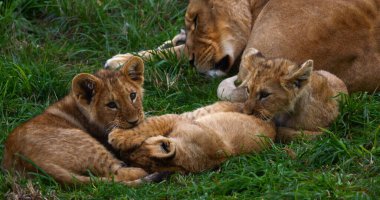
[10,133,148,186]
[66,139,148,185]
[37,162,146,186]
[35,162,104,184]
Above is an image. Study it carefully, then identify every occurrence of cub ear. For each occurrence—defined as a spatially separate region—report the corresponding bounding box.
[72,73,102,105]
[119,56,144,85]
[243,47,263,61]
[284,60,313,89]
[244,47,263,58]
[240,48,265,75]
[146,136,176,159]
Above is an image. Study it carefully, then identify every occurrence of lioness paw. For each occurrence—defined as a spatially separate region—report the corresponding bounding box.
[172,29,186,46]
[104,53,134,69]
[157,29,187,50]
[217,75,248,102]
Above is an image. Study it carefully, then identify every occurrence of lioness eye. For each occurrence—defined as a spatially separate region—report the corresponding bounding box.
[258,91,271,100]
[246,87,250,95]
[130,92,137,102]
[193,15,198,30]
[106,101,118,109]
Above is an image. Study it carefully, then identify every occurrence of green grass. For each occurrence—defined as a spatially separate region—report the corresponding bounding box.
[1,0,379,199]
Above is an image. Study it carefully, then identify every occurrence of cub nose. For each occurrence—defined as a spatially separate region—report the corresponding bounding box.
[243,102,254,115]
[243,107,253,115]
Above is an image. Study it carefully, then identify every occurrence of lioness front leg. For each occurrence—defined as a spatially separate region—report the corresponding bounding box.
[157,29,186,50]
[276,127,323,143]
[105,30,187,69]
[104,53,136,69]
[109,114,181,151]
[105,45,186,69]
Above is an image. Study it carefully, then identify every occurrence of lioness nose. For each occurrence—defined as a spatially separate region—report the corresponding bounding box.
[189,54,195,67]
[189,59,195,67]
[215,55,230,71]
[189,60,195,68]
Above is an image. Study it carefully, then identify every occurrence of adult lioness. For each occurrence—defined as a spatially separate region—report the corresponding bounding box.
[2,57,147,185]
[106,0,380,92]
[108,102,275,173]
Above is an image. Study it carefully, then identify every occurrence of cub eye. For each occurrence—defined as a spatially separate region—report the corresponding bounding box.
[258,91,271,100]
[161,142,170,153]
[106,101,118,109]
[245,87,250,95]
[130,92,137,102]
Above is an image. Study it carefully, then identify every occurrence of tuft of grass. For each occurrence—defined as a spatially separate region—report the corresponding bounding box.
[1,0,379,199]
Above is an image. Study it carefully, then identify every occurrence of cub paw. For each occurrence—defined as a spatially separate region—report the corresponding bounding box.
[108,129,148,151]
[125,167,149,181]
[108,129,127,149]
[115,167,148,183]
[124,135,149,150]
[104,53,134,69]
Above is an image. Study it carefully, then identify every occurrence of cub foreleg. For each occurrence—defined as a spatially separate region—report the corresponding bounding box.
[109,114,181,151]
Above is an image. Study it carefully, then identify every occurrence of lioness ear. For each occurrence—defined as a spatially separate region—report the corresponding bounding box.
[72,73,102,105]
[119,56,144,85]
[147,136,176,159]
[285,60,313,89]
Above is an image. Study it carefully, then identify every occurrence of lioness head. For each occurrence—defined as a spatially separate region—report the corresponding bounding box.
[126,136,181,173]
[240,48,313,120]
[185,0,253,76]
[71,56,145,133]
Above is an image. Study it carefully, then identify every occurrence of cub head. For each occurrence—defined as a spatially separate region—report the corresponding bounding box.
[185,0,253,76]
[71,56,145,134]
[240,48,314,120]
[125,136,181,173]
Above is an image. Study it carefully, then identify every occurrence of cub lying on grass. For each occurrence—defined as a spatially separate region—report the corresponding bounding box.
[109,102,276,173]
[219,48,348,142]
[2,57,148,185]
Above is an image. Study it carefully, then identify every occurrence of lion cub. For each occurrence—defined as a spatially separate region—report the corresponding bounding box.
[108,102,276,173]
[229,48,348,142]
[3,57,147,185]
